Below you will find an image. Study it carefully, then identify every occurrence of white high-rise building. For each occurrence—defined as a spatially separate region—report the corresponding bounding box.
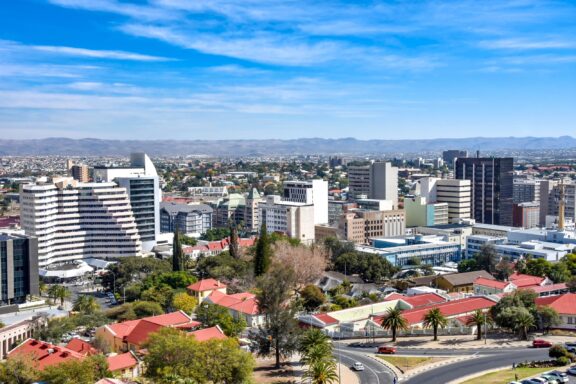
[258,196,315,244]
[348,162,398,206]
[413,177,471,222]
[282,180,328,225]
[20,177,142,267]
[94,153,160,251]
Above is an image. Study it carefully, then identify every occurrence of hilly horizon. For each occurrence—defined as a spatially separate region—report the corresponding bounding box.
[0,136,575,156]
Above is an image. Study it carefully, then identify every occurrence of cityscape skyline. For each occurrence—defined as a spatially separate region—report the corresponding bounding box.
[1,0,575,140]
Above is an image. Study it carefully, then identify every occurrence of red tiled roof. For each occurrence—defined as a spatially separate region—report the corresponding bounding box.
[398,293,446,308]
[474,277,513,290]
[509,272,545,288]
[146,311,192,326]
[207,290,259,315]
[536,293,576,315]
[312,313,339,325]
[65,338,98,356]
[107,352,138,372]
[189,326,227,342]
[530,283,568,294]
[374,297,497,326]
[188,278,227,292]
[106,319,141,339]
[175,321,202,329]
[8,339,85,370]
[124,320,163,347]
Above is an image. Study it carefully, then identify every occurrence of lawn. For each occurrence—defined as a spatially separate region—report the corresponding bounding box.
[376,356,444,372]
[460,367,554,384]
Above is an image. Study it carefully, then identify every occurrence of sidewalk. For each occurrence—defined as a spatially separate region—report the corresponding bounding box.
[342,333,576,350]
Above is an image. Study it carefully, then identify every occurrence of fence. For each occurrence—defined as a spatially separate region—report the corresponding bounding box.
[328,326,476,340]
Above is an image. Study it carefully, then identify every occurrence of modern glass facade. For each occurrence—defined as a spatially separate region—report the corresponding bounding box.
[0,234,39,305]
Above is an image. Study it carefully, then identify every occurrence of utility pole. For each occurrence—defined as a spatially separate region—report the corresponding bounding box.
[484,312,487,345]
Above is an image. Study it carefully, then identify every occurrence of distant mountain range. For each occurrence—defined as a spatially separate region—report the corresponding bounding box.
[0,136,575,156]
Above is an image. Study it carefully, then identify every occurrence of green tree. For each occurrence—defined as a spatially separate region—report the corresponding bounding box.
[141,284,174,309]
[229,223,240,259]
[548,263,571,283]
[475,244,498,273]
[253,265,300,368]
[171,292,197,314]
[457,258,480,273]
[514,308,535,341]
[302,358,338,384]
[195,303,246,337]
[549,344,570,359]
[39,355,110,384]
[101,257,171,292]
[254,224,272,277]
[536,306,561,334]
[381,307,409,342]
[299,328,331,358]
[0,353,39,384]
[132,301,164,318]
[423,308,448,341]
[525,258,552,277]
[300,285,326,312]
[48,285,71,307]
[72,295,100,314]
[144,327,254,383]
[196,251,251,282]
[465,310,493,340]
[200,228,231,241]
[173,227,185,272]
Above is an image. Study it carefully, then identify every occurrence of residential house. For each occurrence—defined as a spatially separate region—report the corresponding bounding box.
[204,290,264,327]
[473,277,516,296]
[107,351,141,379]
[435,270,495,293]
[96,311,200,353]
[508,272,552,288]
[8,339,84,370]
[316,272,364,292]
[65,338,98,356]
[187,279,228,302]
[189,326,227,342]
[536,294,576,330]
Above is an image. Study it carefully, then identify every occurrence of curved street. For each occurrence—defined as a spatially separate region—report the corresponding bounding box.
[335,342,552,384]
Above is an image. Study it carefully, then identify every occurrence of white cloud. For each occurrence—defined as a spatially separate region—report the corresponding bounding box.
[32,45,174,62]
[47,0,179,21]
[479,38,576,50]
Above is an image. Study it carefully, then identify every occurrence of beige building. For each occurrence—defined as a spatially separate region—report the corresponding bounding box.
[259,195,315,244]
[338,209,405,244]
[66,160,90,182]
[348,162,398,207]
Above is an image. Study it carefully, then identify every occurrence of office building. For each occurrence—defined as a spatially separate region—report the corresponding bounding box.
[412,177,471,222]
[93,153,160,251]
[328,201,357,226]
[258,195,315,244]
[160,202,212,235]
[0,233,39,305]
[283,180,328,225]
[348,162,398,206]
[442,150,468,166]
[513,202,540,229]
[455,157,514,226]
[211,193,246,228]
[338,209,405,244]
[404,196,449,227]
[244,188,262,232]
[67,161,90,183]
[540,181,576,227]
[466,235,570,262]
[513,179,541,204]
[20,177,142,267]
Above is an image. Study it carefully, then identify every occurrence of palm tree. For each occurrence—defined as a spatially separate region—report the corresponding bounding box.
[73,295,100,314]
[303,359,339,384]
[514,310,535,341]
[466,310,493,340]
[423,308,448,341]
[49,285,71,307]
[301,343,333,367]
[299,328,331,356]
[381,307,409,342]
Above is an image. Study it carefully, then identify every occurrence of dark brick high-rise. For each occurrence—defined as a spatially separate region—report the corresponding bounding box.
[455,157,514,226]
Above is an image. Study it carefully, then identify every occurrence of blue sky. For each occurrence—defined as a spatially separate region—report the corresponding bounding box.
[0,0,575,140]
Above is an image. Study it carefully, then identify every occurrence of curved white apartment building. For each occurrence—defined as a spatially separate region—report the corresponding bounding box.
[20,177,142,267]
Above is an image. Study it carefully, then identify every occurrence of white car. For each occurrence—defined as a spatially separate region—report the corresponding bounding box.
[545,371,569,383]
[352,362,365,371]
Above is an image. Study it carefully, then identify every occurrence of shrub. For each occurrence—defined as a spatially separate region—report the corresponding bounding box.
[556,356,570,366]
[549,344,569,359]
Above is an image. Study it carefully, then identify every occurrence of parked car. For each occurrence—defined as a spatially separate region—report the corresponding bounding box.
[533,339,553,348]
[540,374,559,384]
[509,381,522,384]
[564,342,576,353]
[352,362,365,371]
[545,371,569,383]
[567,366,576,375]
[377,346,397,354]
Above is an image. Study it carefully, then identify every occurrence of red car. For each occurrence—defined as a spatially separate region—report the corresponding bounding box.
[532,339,552,348]
[377,346,397,354]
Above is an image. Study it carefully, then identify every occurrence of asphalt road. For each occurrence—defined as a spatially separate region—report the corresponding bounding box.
[335,344,395,384]
[337,342,558,384]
